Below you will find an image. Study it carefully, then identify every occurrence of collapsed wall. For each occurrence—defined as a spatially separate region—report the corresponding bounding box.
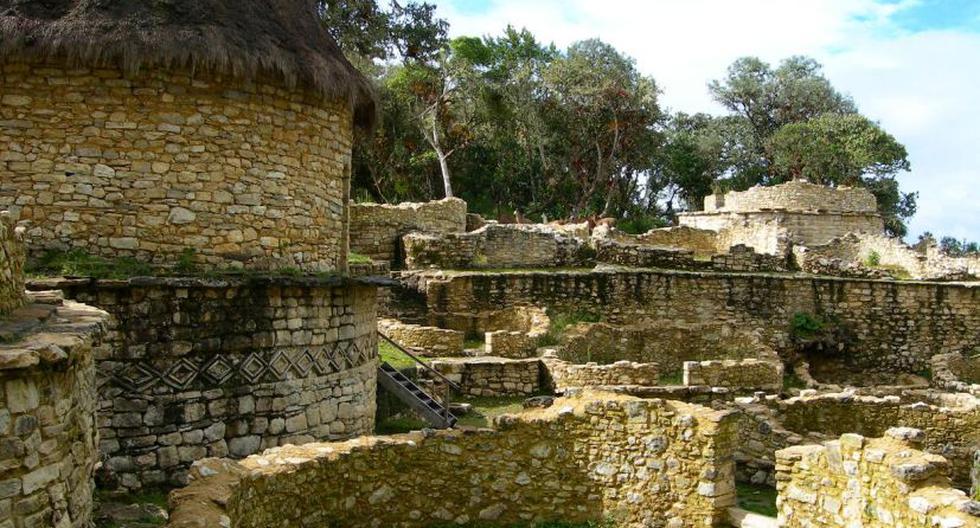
[349,198,467,265]
[796,232,976,280]
[168,393,738,528]
[777,430,978,528]
[414,269,980,373]
[47,276,378,490]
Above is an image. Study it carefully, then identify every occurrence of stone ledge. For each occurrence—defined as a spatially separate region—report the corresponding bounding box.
[0,296,108,370]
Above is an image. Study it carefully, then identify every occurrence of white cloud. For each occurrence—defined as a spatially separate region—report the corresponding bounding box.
[432,0,980,240]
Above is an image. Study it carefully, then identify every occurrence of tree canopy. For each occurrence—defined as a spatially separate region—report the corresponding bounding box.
[322,1,923,237]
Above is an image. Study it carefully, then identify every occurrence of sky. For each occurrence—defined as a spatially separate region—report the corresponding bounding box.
[430,0,980,241]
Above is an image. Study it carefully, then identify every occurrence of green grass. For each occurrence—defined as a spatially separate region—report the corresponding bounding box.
[464,337,486,350]
[454,395,534,428]
[95,487,170,527]
[537,309,602,347]
[783,369,807,390]
[375,415,429,435]
[658,370,683,385]
[378,340,425,370]
[348,252,372,265]
[31,249,153,279]
[737,482,777,517]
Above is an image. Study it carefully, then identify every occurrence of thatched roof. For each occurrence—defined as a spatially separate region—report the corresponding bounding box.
[0,0,376,127]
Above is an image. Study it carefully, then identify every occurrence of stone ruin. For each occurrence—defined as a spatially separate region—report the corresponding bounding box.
[0,4,977,528]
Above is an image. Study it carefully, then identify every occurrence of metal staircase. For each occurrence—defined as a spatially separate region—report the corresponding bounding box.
[377,332,459,428]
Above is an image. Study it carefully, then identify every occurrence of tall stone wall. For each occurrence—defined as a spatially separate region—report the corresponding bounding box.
[681,210,884,253]
[168,393,738,528]
[703,180,878,213]
[1,62,354,271]
[415,269,980,373]
[349,198,466,265]
[0,211,25,315]
[403,223,592,270]
[52,277,378,490]
[776,431,978,528]
[0,295,108,528]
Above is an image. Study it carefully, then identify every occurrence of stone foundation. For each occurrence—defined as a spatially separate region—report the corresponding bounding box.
[542,354,658,392]
[168,392,738,528]
[43,276,378,490]
[0,293,108,528]
[428,357,542,397]
[1,62,355,271]
[377,318,463,356]
[403,223,593,270]
[683,359,783,392]
[776,430,978,528]
[349,198,466,266]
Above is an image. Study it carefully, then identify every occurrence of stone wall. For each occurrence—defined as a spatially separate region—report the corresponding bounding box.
[555,321,774,375]
[414,269,980,373]
[703,180,879,214]
[349,198,466,266]
[776,430,978,528]
[595,225,722,256]
[403,223,593,270]
[932,352,980,395]
[595,239,789,273]
[483,306,550,358]
[378,318,464,356]
[0,211,26,316]
[168,393,738,528]
[796,232,975,281]
[428,357,541,397]
[50,277,378,490]
[1,62,354,271]
[541,355,658,392]
[0,293,108,528]
[683,359,783,392]
[776,391,980,486]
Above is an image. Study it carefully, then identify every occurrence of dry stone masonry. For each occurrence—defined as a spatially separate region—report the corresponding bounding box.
[349,198,466,266]
[168,392,738,528]
[428,357,542,397]
[776,430,978,528]
[46,277,379,490]
[542,354,659,393]
[377,318,464,356]
[0,212,25,316]
[1,63,356,272]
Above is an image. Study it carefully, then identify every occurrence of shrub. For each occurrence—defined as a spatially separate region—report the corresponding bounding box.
[864,250,881,267]
[790,312,825,339]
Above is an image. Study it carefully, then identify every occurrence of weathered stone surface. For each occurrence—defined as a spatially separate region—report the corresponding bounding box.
[777,433,978,528]
[0,212,25,316]
[0,63,354,272]
[168,392,738,528]
[350,198,466,266]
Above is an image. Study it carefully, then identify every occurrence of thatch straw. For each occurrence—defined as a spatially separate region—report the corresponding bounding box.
[0,0,376,128]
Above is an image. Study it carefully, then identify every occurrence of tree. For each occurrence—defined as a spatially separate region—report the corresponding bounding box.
[317,0,447,64]
[708,56,857,181]
[940,237,980,256]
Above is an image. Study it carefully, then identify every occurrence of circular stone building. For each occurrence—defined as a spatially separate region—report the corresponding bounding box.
[0,0,375,271]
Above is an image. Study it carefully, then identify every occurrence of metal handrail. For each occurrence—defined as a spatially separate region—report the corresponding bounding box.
[377,331,462,393]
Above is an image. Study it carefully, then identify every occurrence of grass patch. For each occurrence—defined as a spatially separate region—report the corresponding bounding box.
[454,395,532,428]
[658,370,683,385]
[31,249,153,279]
[348,252,372,265]
[737,482,777,517]
[538,309,602,347]
[375,415,429,435]
[464,337,486,350]
[378,340,425,370]
[783,369,807,390]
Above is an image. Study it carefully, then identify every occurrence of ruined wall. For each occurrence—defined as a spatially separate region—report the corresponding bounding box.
[377,318,463,356]
[0,212,25,315]
[541,355,658,392]
[796,232,976,281]
[704,180,879,213]
[168,393,738,528]
[555,321,774,375]
[776,431,978,528]
[0,295,108,528]
[349,198,466,265]
[428,357,541,397]
[1,62,354,271]
[595,239,788,273]
[683,359,782,392]
[54,277,378,490]
[932,352,980,395]
[777,391,980,486]
[619,225,722,256]
[403,223,592,270]
[417,269,980,373]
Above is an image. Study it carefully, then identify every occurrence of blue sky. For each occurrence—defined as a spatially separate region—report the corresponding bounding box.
[431,0,980,241]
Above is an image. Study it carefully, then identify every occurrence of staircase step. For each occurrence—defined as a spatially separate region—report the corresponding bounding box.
[377,362,456,429]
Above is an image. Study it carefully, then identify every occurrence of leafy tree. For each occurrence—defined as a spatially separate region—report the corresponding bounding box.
[940,237,980,256]
[317,0,447,64]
